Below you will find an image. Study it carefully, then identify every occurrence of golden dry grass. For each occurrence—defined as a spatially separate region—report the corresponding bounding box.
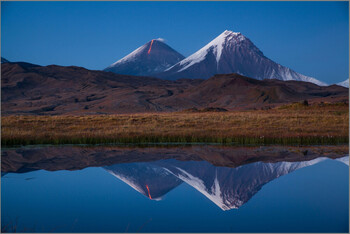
[1,103,349,145]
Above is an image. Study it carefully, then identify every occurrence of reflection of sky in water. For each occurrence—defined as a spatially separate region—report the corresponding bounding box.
[2,156,349,233]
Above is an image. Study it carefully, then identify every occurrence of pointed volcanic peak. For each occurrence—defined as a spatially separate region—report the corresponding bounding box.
[158,30,326,86]
[104,39,185,76]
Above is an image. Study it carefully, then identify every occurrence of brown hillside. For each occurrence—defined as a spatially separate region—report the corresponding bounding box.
[1,63,348,115]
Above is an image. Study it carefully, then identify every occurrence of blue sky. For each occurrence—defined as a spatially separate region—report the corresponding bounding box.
[1,1,348,84]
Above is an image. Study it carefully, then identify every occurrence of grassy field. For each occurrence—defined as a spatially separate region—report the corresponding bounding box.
[1,103,349,146]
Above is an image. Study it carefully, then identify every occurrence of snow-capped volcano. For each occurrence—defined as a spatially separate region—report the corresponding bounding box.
[158,30,326,86]
[104,39,184,76]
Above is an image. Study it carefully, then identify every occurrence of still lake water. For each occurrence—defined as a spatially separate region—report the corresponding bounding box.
[1,145,349,233]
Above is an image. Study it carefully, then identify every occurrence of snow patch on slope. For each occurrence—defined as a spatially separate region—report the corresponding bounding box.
[107,44,147,67]
[164,157,329,211]
[106,169,162,201]
[163,30,327,86]
[337,79,349,88]
[167,30,243,72]
[164,167,235,210]
[335,156,349,166]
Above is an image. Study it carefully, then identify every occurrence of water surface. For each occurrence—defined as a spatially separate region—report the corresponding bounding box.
[1,145,349,233]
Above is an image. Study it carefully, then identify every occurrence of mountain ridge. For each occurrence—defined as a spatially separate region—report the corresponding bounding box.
[1,62,348,115]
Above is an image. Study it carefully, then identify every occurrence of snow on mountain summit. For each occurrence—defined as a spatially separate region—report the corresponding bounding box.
[104,30,327,86]
[159,30,327,86]
[171,30,245,72]
[104,39,184,76]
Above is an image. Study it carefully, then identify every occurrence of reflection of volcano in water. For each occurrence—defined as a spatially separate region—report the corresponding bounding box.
[104,156,349,210]
[336,156,349,166]
[105,162,183,200]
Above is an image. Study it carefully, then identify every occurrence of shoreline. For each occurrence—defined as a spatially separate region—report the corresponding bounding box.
[2,145,348,174]
[2,137,349,147]
[2,142,349,149]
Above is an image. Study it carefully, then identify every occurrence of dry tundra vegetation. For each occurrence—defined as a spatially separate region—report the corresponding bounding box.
[1,102,349,146]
